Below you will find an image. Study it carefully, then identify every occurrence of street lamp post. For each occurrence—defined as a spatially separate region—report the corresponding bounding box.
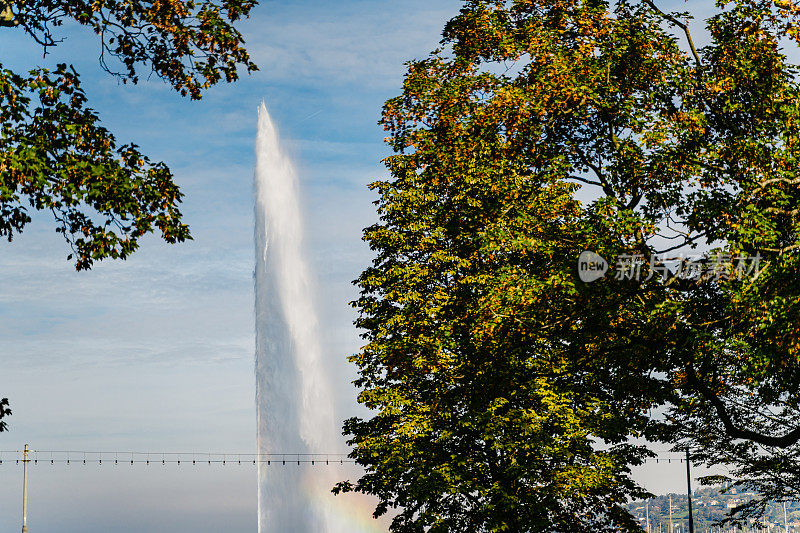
[22,444,29,533]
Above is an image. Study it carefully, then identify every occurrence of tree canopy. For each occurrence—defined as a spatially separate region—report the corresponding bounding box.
[339,0,800,530]
[0,0,258,269]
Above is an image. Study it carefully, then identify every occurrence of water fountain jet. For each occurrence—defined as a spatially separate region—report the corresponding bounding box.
[254,102,382,533]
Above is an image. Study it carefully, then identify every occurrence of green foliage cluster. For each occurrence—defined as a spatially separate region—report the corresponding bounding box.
[11,0,258,99]
[0,398,10,433]
[0,63,189,268]
[340,0,800,531]
[0,0,258,268]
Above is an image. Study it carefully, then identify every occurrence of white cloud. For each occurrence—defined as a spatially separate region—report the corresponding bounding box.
[242,0,461,90]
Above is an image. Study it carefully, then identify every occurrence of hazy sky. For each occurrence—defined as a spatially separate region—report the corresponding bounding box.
[0,1,740,531]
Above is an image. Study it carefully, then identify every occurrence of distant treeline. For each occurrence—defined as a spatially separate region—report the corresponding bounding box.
[628,486,799,531]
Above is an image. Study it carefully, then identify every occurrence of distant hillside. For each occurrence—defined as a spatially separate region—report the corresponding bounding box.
[627,486,799,531]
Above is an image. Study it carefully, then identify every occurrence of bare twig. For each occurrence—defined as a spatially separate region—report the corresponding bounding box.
[643,0,703,66]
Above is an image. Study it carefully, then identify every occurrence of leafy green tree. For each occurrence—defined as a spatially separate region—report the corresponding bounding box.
[1,0,258,269]
[336,1,676,530]
[339,0,800,530]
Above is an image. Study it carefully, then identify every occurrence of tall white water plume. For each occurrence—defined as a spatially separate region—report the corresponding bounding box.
[254,102,357,532]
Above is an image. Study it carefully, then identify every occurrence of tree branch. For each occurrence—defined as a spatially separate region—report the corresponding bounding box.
[566,175,604,187]
[686,366,800,448]
[643,0,703,66]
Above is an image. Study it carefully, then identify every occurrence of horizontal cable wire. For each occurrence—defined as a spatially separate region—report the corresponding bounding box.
[0,449,691,466]
[0,450,356,465]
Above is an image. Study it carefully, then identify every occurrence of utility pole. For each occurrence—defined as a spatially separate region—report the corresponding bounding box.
[686,450,695,533]
[22,444,29,533]
[647,500,651,533]
[784,501,788,533]
[670,493,673,533]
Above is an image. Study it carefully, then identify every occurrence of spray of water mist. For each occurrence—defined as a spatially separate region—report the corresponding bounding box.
[254,102,360,532]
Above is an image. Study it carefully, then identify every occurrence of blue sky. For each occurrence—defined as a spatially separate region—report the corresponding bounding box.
[0,1,738,531]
